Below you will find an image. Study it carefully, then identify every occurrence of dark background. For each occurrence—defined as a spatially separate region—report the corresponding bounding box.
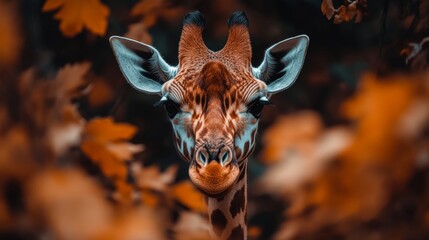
[1,0,429,239]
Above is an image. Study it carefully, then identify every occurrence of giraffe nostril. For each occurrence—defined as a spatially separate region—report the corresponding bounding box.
[196,149,208,167]
[220,149,232,166]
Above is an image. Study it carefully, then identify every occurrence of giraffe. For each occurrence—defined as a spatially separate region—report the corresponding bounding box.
[110,11,309,240]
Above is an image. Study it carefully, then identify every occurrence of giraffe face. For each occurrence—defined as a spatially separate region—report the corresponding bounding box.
[161,61,268,195]
[110,11,309,196]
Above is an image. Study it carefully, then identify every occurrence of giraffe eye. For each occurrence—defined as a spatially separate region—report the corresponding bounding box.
[164,100,181,118]
[247,97,270,119]
[154,96,181,118]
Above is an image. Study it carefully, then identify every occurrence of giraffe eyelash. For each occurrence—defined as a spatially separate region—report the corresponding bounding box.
[247,97,272,107]
[153,96,169,107]
[259,96,273,106]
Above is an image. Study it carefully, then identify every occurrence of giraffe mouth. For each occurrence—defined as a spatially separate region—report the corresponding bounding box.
[188,160,240,196]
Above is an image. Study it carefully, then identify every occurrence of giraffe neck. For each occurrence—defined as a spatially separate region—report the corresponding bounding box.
[208,161,247,240]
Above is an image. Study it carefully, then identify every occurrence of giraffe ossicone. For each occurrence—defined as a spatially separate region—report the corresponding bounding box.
[110,10,309,240]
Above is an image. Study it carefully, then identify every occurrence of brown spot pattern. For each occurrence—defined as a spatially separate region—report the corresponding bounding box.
[230,187,245,218]
[183,142,189,159]
[229,225,244,240]
[237,168,246,181]
[235,146,242,160]
[210,209,227,237]
[195,94,201,105]
[166,14,262,238]
[243,141,249,157]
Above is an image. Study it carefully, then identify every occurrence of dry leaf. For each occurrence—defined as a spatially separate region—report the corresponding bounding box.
[0,126,35,178]
[48,63,88,154]
[27,169,113,240]
[171,181,207,213]
[131,0,164,16]
[19,62,90,136]
[87,76,114,108]
[106,143,144,161]
[321,0,335,20]
[47,104,85,155]
[27,170,168,240]
[40,62,90,156]
[81,117,143,204]
[173,211,211,240]
[269,72,429,239]
[341,73,417,161]
[83,117,138,142]
[258,125,352,195]
[125,21,153,44]
[260,111,323,164]
[321,0,367,24]
[140,190,159,207]
[131,163,178,207]
[55,62,92,98]
[96,207,167,240]
[133,164,178,192]
[126,0,186,44]
[43,0,110,37]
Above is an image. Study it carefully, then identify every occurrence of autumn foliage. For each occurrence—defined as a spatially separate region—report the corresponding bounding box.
[1,0,429,239]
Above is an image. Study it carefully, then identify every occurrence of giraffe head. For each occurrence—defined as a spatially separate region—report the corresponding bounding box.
[110,11,309,196]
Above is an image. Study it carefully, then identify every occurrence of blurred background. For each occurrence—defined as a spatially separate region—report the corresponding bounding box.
[1,0,429,239]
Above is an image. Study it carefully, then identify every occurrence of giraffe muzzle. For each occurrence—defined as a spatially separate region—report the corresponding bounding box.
[189,145,239,195]
[195,145,233,167]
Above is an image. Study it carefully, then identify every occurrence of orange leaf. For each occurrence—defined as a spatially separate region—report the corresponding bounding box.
[171,181,207,213]
[127,0,186,45]
[26,169,113,240]
[81,141,128,179]
[143,13,158,28]
[55,62,91,97]
[322,0,367,24]
[106,143,144,162]
[42,0,110,37]
[125,21,153,45]
[95,207,166,240]
[87,77,114,108]
[341,73,417,162]
[48,104,85,155]
[321,0,335,20]
[260,111,323,164]
[131,0,164,16]
[81,117,142,204]
[134,164,178,192]
[173,211,210,240]
[84,117,137,142]
[113,181,135,205]
[141,190,159,207]
[81,117,141,175]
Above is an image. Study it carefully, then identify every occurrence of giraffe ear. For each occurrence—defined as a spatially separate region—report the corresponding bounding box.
[109,36,177,94]
[252,35,309,94]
